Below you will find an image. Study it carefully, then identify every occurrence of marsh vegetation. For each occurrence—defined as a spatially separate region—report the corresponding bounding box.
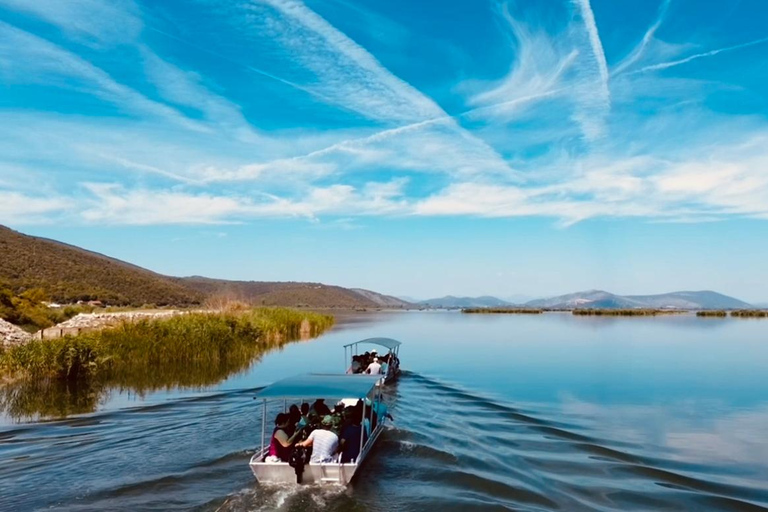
[462,308,543,314]
[571,309,684,316]
[696,310,728,317]
[731,310,768,318]
[0,308,334,419]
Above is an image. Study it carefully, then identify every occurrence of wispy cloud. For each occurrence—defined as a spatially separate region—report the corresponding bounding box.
[630,36,768,74]
[0,0,142,45]
[79,178,412,224]
[0,22,204,131]
[0,190,72,224]
[139,47,262,142]
[612,0,672,76]
[196,0,517,180]
[81,183,255,225]
[2,0,767,232]
[257,0,443,124]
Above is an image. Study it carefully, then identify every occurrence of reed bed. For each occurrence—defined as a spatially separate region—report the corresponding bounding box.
[731,310,768,318]
[0,308,334,382]
[572,309,683,316]
[696,310,727,317]
[462,308,543,314]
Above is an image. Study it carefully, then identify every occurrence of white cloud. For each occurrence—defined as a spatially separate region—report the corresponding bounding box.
[0,190,72,224]
[469,2,611,141]
[81,184,254,225]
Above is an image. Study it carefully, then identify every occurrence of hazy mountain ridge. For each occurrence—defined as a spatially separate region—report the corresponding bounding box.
[526,290,751,310]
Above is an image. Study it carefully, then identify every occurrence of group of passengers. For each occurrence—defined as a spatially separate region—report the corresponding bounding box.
[267,398,389,464]
[346,349,399,376]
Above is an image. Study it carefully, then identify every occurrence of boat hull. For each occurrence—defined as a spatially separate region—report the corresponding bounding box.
[250,424,384,485]
[250,455,360,485]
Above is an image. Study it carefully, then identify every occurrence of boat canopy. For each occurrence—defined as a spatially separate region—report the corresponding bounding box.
[255,373,381,400]
[343,337,402,351]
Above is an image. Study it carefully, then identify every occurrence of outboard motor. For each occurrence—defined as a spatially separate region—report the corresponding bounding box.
[288,445,308,484]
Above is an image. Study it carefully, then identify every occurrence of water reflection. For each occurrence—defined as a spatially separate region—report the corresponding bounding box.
[0,329,318,422]
[2,311,768,511]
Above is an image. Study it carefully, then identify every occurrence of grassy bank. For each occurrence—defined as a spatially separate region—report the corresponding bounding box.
[462,308,543,314]
[572,309,683,316]
[0,308,334,382]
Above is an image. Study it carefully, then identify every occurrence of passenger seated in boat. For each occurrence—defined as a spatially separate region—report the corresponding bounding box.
[299,403,310,425]
[347,355,362,374]
[310,398,331,417]
[267,413,302,462]
[287,405,301,435]
[296,415,339,463]
[365,357,382,375]
[338,407,365,463]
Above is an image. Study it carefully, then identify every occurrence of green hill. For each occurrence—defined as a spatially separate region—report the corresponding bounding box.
[176,277,409,308]
[0,225,203,306]
[0,226,410,310]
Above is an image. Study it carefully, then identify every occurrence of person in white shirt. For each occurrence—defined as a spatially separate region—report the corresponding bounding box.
[297,415,339,463]
[365,357,382,375]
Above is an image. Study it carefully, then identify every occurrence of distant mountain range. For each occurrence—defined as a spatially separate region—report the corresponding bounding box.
[0,225,408,309]
[524,290,751,310]
[418,296,512,308]
[1,225,756,312]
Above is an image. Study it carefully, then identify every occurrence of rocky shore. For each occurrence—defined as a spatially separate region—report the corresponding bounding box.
[1,318,32,348]
[1,311,186,346]
[32,311,184,340]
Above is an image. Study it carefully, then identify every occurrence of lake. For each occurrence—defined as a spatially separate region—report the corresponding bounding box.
[2,311,768,511]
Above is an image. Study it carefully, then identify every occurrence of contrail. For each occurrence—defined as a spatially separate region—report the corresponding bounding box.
[631,36,768,74]
[612,0,671,76]
[574,0,610,94]
[205,90,562,183]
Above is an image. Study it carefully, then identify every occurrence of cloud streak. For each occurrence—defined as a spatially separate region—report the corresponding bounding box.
[611,0,671,76]
[631,36,768,74]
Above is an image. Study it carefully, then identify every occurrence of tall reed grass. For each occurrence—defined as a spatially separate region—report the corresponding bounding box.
[0,308,334,382]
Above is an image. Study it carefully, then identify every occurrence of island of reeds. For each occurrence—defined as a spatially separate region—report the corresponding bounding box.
[571,309,685,316]
[0,307,333,419]
[462,308,543,314]
[696,310,768,318]
[730,310,768,318]
[696,310,728,317]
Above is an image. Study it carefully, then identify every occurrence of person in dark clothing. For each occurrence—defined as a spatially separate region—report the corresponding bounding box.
[287,404,301,435]
[338,408,366,463]
[311,398,331,417]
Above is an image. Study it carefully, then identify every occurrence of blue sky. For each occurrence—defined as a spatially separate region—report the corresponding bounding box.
[1,0,767,301]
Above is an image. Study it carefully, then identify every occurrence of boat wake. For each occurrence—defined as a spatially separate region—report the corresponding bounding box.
[2,373,767,511]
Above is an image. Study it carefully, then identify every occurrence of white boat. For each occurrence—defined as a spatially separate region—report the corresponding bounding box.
[249,373,389,485]
[343,337,402,384]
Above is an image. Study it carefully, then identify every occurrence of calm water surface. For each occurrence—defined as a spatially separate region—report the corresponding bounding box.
[2,311,768,511]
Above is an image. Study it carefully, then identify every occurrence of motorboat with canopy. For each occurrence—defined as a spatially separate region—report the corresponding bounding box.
[343,337,402,384]
[249,373,388,485]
